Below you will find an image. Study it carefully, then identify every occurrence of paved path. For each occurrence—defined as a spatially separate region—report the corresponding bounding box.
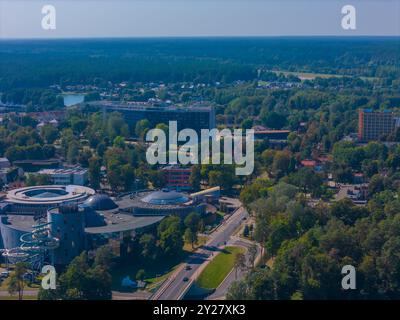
[0,289,38,298]
[112,290,152,300]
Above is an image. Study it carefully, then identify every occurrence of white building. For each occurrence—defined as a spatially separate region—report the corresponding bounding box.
[0,158,11,170]
[0,158,12,184]
[37,167,88,186]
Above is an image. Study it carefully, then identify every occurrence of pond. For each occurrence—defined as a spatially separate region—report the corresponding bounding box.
[63,94,85,107]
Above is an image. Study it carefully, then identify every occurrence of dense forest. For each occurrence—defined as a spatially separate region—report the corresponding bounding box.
[1,37,399,90]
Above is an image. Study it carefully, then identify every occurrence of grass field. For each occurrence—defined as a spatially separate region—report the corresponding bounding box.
[270,70,343,80]
[196,246,246,290]
[266,70,378,81]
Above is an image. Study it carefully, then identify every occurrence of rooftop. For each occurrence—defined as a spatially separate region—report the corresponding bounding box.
[90,101,213,112]
[361,109,393,114]
[81,194,118,211]
[254,130,291,134]
[84,212,164,234]
[141,189,190,205]
[4,208,164,235]
[116,190,194,211]
[38,167,88,175]
[6,185,95,205]
[162,165,192,172]
[0,214,37,232]
[300,160,318,167]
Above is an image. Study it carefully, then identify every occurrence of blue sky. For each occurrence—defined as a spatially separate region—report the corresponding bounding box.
[0,0,399,38]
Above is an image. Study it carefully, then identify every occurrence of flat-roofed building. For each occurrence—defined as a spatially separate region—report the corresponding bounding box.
[37,167,88,186]
[0,158,11,170]
[92,101,216,135]
[254,129,290,141]
[3,185,95,215]
[358,109,398,141]
[162,165,192,191]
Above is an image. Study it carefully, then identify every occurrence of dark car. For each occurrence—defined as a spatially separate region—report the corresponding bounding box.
[183,277,189,282]
[185,265,192,271]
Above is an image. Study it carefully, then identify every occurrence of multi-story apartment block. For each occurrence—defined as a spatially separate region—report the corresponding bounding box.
[358,109,398,141]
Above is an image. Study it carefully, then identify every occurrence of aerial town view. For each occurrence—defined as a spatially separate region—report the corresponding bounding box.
[0,0,399,311]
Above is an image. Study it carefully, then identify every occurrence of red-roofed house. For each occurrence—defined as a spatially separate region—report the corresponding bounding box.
[300,160,317,168]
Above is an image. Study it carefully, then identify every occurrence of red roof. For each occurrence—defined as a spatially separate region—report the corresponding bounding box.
[254,130,291,134]
[300,160,317,167]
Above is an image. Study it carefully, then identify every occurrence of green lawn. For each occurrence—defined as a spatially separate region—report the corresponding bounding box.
[196,246,246,290]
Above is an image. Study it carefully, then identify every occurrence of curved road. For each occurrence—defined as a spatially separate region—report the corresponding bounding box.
[154,201,249,300]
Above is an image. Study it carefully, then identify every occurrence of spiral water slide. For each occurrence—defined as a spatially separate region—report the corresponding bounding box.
[1,222,59,269]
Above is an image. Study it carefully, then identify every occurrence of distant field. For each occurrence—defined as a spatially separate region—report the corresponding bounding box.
[196,246,246,290]
[269,70,343,80]
[268,70,378,81]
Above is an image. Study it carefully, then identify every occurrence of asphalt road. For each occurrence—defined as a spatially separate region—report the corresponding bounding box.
[155,203,249,300]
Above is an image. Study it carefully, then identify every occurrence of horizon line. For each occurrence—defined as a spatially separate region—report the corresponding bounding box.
[1,34,400,41]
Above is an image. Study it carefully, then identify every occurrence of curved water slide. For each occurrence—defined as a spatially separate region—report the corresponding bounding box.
[1,222,59,270]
